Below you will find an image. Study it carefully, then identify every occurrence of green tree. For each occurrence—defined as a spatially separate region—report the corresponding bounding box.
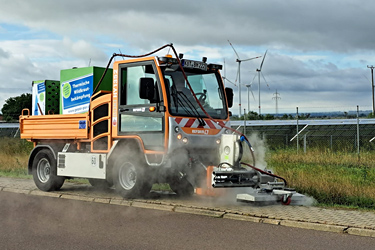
[1,93,32,122]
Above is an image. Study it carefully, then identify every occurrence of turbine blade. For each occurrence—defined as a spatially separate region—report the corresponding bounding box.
[241,56,262,62]
[250,89,256,100]
[228,40,240,60]
[259,50,268,71]
[261,71,270,90]
[250,73,257,85]
[223,76,237,87]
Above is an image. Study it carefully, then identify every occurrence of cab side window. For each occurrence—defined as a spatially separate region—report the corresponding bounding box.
[120,64,158,106]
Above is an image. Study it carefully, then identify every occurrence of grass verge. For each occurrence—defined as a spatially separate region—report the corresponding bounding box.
[268,149,375,209]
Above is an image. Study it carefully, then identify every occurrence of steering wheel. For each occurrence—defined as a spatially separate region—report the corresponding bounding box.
[195,92,207,103]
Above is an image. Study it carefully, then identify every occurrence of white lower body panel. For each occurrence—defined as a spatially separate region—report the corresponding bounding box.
[57,152,107,179]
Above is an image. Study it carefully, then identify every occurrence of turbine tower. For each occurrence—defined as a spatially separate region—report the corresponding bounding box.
[245,82,255,113]
[228,40,261,117]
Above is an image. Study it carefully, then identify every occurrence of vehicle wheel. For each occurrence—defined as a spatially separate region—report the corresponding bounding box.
[112,156,152,198]
[169,176,194,197]
[88,179,112,189]
[281,195,292,205]
[32,149,65,191]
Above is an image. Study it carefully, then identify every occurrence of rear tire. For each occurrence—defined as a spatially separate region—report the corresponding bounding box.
[32,149,65,191]
[112,155,152,198]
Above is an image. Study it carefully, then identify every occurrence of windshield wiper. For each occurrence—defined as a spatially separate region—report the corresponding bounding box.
[171,84,179,112]
[176,91,206,126]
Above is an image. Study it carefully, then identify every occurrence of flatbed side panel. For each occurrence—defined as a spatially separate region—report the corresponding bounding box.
[20,113,89,140]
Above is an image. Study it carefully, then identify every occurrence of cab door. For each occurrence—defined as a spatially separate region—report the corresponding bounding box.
[117,60,165,152]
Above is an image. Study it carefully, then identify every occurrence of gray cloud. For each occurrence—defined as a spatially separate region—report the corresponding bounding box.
[1,0,374,52]
[0,0,373,113]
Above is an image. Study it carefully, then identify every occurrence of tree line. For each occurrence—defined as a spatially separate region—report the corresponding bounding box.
[1,93,31,122]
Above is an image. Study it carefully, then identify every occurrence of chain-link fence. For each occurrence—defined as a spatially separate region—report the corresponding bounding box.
[232,118,375,153]
[0,123,20,138]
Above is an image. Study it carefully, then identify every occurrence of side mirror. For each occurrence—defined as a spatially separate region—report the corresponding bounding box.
[225,87,233,108]
[139,77,155,101]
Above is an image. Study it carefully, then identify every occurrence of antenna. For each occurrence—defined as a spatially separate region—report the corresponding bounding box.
[256,50,268,115]
[88,58,91,67]
[118,49,126,60]
[272,89,281,115]
[228,40,261,117]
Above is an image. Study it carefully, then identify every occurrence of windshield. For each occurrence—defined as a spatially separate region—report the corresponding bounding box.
[163,69,228,119]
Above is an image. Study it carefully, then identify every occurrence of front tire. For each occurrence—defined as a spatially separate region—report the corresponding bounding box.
[112,155,152,198]
[32,149,65,191]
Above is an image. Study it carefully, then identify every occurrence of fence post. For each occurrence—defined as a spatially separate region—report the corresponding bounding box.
[304,134,307,153]
[296,107,299,153]
[330,135,333,151]
[357,105,360,156]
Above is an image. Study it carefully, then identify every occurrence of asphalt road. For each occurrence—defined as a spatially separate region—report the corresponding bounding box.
[1,192,374,250]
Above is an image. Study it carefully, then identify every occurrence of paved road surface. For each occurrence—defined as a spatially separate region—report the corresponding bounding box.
[1,192,375,250]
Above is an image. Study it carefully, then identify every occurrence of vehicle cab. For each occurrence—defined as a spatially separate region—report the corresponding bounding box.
[111,54,233,192]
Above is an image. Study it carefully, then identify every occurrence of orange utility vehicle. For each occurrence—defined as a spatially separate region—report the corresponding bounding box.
[20,45,239,198]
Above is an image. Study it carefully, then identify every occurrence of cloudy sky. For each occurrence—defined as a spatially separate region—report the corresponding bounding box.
[0,0,374,115]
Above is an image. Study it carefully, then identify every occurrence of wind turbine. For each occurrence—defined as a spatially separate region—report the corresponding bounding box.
[256,50,268,115]
[228,40,261,117]
[244,73,257,113]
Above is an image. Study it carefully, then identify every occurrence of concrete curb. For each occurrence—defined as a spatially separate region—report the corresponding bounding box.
[2,186,375,238]
[132,201,175,212]
[280,220,347,233]
[175,206,225,218]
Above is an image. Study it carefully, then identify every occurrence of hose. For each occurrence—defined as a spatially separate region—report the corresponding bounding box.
[240,161,287,186]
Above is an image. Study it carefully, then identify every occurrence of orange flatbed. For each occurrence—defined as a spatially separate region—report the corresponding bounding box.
[20,112,90,140]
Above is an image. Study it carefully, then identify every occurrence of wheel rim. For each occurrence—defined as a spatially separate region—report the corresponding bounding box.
[118,162,137,190]
[37,158,51,183]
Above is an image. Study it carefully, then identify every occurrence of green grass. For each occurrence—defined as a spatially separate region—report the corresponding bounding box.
[267,149,375,209]
[0,138,32,178]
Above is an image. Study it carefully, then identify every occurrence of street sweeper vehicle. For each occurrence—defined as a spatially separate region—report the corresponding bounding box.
[20,44,303,204]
